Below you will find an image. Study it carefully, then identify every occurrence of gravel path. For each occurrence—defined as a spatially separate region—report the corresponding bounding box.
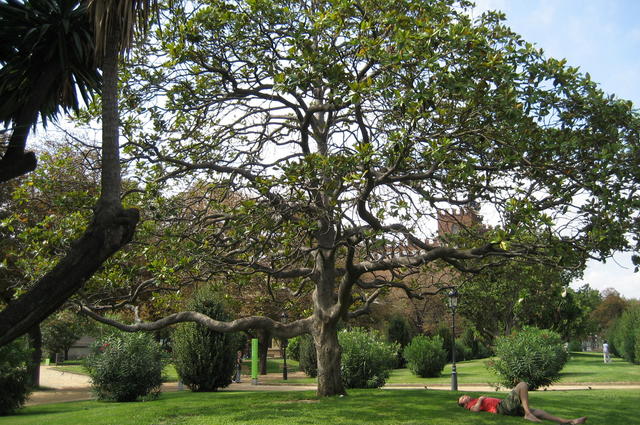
[25,366,640,406]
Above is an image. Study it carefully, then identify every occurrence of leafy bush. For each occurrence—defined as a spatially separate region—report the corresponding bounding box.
[403,335,447,378]
[172,287,241,391]
[85,332,165,402]
[387,315,413,367]
[339,328,398,389]
[287,336,301,362]
[487,326,568,390]
[0,338,32,415]
[609,304,640,364]
[298,334,317,378]
[460,327,492,359]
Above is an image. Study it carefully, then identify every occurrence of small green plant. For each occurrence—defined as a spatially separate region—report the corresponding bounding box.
[403,335,447,378]
[172,286,241,391]
[339,328,398,389]
[488,326,568,390]
[298,334,317,378]
[85,332,165,402]
[0,337,31,415]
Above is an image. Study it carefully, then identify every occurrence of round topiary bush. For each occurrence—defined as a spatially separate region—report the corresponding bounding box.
[0,338,32,415]
[403,335,447,378]
[172,287,241,391]
[339,328,398,389]
[298,334,317,378]
[487,326,568,390]
[85,332,165,402]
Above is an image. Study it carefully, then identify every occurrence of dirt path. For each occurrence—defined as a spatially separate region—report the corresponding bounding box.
[26,366,640,406]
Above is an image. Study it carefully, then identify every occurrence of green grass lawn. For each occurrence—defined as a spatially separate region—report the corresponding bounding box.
[51,351,638,387]
[53,352,638,387]
[7,351,637,424]
[3,389,635,425]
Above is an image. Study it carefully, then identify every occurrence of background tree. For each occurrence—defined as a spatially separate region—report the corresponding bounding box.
[457,257,597,341]
[591,288,628,333]
[80,0,639,398]
[41,310,87,361]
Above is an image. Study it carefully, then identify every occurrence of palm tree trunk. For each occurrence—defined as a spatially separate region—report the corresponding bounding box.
[97,22,122,212]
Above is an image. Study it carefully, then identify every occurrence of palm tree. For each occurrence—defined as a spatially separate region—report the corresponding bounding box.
[0,0,155,346]
[0,0,102,183]
[86,0,156,214]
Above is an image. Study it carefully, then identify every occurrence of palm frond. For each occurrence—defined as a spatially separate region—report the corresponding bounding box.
[87,0,157,60]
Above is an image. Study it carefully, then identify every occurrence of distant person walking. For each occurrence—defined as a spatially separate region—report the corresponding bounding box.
[602,341,611,363]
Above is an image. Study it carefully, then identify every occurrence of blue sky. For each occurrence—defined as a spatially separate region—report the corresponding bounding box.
[473,1,640,299]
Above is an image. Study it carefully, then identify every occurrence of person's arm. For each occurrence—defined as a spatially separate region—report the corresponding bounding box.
[470,396,485,412]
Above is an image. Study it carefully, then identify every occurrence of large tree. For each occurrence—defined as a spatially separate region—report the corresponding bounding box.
[79,0,638,397]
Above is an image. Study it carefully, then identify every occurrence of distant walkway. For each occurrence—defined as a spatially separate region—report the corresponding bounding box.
[26,366,640,406]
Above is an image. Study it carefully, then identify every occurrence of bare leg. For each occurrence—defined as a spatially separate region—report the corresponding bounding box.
[531,409,587,424]
[512,382,542,422]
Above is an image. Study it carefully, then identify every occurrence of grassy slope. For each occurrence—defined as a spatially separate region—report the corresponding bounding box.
[3,389,634,425]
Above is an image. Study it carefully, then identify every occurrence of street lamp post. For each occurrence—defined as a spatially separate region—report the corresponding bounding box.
[281,312,288,381]
[448,288,459,391]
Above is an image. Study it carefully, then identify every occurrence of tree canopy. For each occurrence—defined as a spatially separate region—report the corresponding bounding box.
[71,0,640,397]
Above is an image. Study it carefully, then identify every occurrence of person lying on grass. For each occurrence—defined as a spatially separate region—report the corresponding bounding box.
[457,382,587,424]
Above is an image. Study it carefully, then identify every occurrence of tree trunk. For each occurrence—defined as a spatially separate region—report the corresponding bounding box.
[258,330,269,375]
[0,208,139,346]
[27,326,42,388]
[314,319,345,396]
[96,20,122,218]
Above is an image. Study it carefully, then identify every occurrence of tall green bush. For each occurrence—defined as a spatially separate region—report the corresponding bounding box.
[287,336,301,362]
[172,287,241,391]
[85,332,165,402]
[0,338,31,415]
[387,315,413,367]
[609,304,640,364]
[403,335,447,378]
[298,334,317,378]
[339,328,398,389]
[487,326,568,390]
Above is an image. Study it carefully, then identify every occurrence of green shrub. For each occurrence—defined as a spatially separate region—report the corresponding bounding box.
[609,305,640,364]
[172,287,241,391]
[85,332,165,402]
[487,326,568,390]
[568,340,583,352]
[403,335,447,378]
[387,315,413,367]
[460,327,492,359]
[0,338,32,415]
[339,328,398,389]
[298,334,317,378]
[287,336,301,362]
